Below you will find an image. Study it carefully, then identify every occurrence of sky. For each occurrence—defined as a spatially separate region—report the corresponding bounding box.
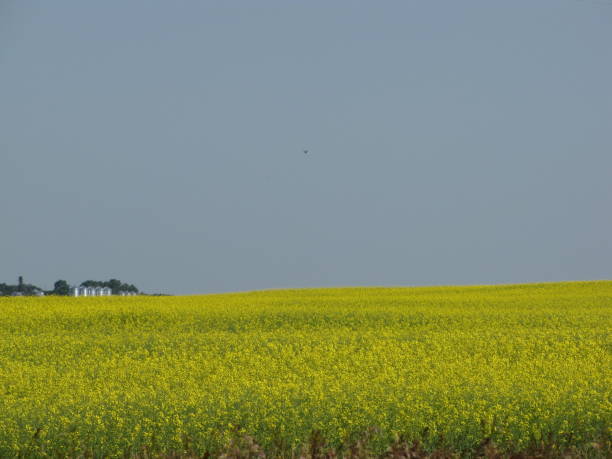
[1,1,611,294]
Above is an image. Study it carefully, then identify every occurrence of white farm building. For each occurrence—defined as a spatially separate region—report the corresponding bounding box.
[70,286,112,297]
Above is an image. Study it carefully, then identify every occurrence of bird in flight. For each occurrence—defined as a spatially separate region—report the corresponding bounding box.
[303,149,308,154]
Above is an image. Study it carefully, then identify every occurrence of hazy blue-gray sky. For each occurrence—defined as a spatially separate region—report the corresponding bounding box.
[1,1,610,294]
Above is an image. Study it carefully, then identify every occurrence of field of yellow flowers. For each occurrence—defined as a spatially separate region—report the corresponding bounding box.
[0,281,610,457]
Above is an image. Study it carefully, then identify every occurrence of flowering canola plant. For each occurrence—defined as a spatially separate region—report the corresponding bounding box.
[0,281,610,456]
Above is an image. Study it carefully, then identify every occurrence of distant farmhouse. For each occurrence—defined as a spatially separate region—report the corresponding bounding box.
[0,276,140,296]
[69,286,137,297]
[0,276,45,296]
[70,286,112,297]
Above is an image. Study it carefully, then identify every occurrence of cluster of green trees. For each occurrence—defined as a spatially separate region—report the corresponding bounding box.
[0,282,43,296]
[51,280,70,296]
[79,279,139,295]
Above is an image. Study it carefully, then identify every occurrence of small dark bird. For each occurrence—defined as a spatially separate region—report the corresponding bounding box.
[303,149,308,154]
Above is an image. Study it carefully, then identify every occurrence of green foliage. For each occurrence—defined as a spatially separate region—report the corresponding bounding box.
[53,280,70,296]
[81,278,139,294]
[0,281,610,457]
[80,280,104,288]
[0,283,15,296]
[0,282,42,296]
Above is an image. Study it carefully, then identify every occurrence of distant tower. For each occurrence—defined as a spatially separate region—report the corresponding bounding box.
[18,276,23,292]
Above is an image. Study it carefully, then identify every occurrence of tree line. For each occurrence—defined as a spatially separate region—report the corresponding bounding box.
[0,278,139,296]
[79,279,138,294]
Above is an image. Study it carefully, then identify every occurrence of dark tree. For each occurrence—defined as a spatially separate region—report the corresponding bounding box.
[0,283,12,296]
[53,280,70,296]
[107,278,122,294]
[81,280,102,288]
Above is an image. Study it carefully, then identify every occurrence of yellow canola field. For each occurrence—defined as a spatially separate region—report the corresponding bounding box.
[0,281,610,456]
